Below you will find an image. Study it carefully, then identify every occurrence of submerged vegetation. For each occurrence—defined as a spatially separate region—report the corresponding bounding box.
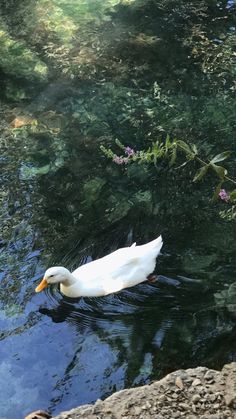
[0,0,235,295]
[0,0,235,242]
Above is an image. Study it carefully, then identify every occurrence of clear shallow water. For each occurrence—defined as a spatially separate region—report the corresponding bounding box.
[0,0,236,418]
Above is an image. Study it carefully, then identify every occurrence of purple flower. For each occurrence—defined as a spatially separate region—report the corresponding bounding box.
[125,146,135,157]
[219,189,230,202]
[113,155,130,165]
[113,155,125,165]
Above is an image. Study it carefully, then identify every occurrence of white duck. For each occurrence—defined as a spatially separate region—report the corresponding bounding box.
[35,235,163,298]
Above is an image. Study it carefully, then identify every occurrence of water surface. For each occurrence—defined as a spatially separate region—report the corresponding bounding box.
[0,0,236,417]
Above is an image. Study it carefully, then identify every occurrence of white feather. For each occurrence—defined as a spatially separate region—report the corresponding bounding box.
[37,235,163,298]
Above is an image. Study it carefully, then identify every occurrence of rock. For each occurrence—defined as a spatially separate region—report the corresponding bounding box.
[192,404,197,413]
[11,115,36,128]
[223,363,236,408]
[25,411,51,419]
[192,394,201,404]
[192,378,202,386]
[179,402,189,410]
[133,406,142,415]
[175,376,184,390]
[209,394,217,402]
[158,394,166,403]
[204,371,214,380]
[172,412,181,418]
[51,363,236,419]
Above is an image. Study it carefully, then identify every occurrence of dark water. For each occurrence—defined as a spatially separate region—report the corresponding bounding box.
[0,0,236,418]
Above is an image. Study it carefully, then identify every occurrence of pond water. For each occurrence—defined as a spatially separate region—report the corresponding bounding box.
[0,1,236,418]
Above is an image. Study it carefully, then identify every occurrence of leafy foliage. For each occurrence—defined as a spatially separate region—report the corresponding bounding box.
[102,136,236,198]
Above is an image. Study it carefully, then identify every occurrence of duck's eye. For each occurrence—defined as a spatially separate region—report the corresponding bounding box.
[49,274,54,278]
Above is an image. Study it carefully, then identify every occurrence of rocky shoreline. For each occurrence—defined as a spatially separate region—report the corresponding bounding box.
[26,362,236,419]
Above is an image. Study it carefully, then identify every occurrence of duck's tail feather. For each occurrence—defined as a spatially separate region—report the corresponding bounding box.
[139,235,163,254]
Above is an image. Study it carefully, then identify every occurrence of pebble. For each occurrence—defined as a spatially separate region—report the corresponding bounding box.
[192,404,197,413]
[192,394,201,404]
[204,371,214,381]
[175,376,184,390]
[198,386,206,395]
[133,407,142,415]
[192,378,201,386]
[179,403,189,410]
[185,378,193,384]
[207,379,215,384]
[172,412,181,418]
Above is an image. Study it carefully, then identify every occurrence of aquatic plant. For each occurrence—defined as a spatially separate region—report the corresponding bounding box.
[101,137,236,213]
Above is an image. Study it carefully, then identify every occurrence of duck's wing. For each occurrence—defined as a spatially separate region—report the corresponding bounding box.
[73,247,139,281]
[101,275,130,295]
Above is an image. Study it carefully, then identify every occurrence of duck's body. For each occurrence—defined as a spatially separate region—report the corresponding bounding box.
[36,235,163,298]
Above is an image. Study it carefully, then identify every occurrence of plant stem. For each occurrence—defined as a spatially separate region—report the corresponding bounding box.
[177,143,236,185]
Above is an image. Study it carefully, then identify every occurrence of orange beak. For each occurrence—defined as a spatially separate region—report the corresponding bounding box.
[35,278,48,293]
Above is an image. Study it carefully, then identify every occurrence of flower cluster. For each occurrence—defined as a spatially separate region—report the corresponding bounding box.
[112,155,129,165]
[219,189,230,202]
[112,146,136,165]
[125,146,135,157]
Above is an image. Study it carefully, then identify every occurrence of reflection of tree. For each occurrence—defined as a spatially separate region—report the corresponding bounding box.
[0,0,235,255]
[1,1,235,91]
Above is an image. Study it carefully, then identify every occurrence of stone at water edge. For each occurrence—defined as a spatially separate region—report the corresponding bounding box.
[24,410,52,419]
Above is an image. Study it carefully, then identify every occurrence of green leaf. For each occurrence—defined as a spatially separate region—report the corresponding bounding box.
[210,151,231,164]
[177,140,193,156]
[100,145,115,159]
[191,144,198,155]
[115,139,125,150]
[175,160,190,170]
[165,134,171,154]
[230,189,236,202]
[211,182,223,202]
[210,163,227,179]
[169,145,177,166]
[193,165,209,182]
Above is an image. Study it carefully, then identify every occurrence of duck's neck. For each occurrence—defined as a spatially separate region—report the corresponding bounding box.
[62,272,79,287]
[60,272,83,298]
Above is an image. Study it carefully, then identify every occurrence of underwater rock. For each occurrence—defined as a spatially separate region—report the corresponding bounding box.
[183,253,217,274]
[214,282,236,317]
[83,177,106,204]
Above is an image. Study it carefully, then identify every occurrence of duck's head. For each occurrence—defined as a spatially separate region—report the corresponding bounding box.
[35,266,72,292]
